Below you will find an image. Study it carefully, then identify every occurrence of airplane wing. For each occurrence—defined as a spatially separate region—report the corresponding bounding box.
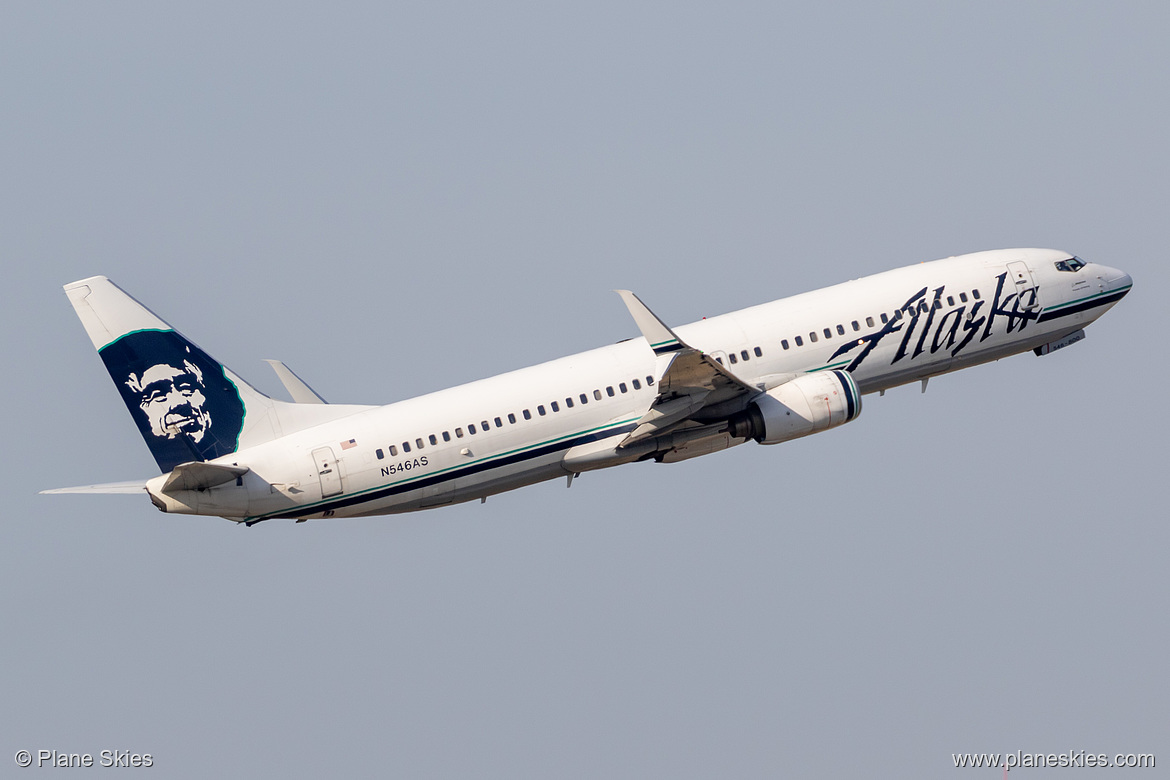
[615,290,760,446]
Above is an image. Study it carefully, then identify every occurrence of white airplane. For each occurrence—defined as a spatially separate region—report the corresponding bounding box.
[45,248,1131,526]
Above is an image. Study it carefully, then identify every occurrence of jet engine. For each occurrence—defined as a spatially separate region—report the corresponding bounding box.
[727,370,861,445]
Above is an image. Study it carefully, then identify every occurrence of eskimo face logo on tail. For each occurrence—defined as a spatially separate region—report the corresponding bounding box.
[99,330,245,472]
[126,359,212,442]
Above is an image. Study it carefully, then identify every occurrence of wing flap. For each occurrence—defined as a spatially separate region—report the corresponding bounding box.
[625,391,710,443]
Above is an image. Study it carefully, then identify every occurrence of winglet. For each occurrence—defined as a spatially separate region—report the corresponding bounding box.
[264,360,327,404]
[615,290,686,355]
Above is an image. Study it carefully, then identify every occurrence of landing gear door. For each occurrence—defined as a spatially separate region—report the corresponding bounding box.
[1007,260,1039,310]
[312,446,343,498]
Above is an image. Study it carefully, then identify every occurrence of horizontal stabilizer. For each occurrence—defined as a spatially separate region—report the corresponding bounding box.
[264,360,327,403]
[41,480,148,495]
[161,461,250,493]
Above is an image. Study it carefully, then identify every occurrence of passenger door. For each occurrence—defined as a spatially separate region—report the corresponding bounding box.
[311,446,343,498]
[1006,260,1039,310]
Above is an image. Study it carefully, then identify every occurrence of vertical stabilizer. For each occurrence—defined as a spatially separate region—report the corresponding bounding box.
[64,277,277,472]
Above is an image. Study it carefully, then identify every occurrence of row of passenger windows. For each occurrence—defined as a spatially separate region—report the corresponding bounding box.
[375,375,657,460]
[374,285,987,460]
[779,289,982,350]
[713,346,764,367]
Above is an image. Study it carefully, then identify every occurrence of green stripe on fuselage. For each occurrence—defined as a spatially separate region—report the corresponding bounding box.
[1042,285,1132,314]
[246,415,641,521]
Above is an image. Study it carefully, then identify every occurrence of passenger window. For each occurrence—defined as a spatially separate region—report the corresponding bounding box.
[416,438,424,449]
[606,387,615,397]
[523,409,531,420]
[823,328,831,339]
[646,376,654,385]
[919,302,928,314]
[402,441,411,453]
[947,296,955,306]
[508,413,516,424]
[550,402,559,412]
[443,431,451,442]
[880,313,888,324]
[468,424,477,434]
[494,417,502,427]
[619,383,628,393]
[973,289,981,299]
[594,389,602,400]
[795,335,803,346]
[810,332,818,343]
[632,378,641,390]
[782,339,790,350]
[852,320,860,331]
[376,449,384,460]
[429,434,437,446]
[565,397,573,408]
[866,316,875,327]
[389,445,398,456]
[740,350,749,361]
[481,420,489,430]
[580,393,588,404]
[836,324,845,335]
[754,346,762,357]
[729,353,738,364]
[455,428,464,438]
[538,405,546,416]
[960,292,968,303]
[716,356,724,365]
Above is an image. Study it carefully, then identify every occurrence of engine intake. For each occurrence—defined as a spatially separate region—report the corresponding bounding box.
[728,370,861,444]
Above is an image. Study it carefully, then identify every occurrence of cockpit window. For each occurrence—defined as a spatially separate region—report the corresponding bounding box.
[1055,256,1086,272]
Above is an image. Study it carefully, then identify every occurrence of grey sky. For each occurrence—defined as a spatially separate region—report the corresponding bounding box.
[2,2,1166,777]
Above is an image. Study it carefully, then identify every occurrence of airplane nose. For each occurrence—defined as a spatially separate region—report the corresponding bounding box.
[1100,266,1133,295]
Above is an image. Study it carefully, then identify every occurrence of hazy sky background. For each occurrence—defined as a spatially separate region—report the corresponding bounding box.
[2,3,1166,777]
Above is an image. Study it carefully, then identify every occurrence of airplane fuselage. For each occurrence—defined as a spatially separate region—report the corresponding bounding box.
[137,248,1130,523]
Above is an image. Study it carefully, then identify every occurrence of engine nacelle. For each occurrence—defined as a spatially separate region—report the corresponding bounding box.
[727,370,861,445]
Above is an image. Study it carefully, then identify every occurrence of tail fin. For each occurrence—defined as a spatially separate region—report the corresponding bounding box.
[64,276,371,473]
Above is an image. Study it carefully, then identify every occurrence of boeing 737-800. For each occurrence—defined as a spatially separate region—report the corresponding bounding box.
[45,248,1131,525]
